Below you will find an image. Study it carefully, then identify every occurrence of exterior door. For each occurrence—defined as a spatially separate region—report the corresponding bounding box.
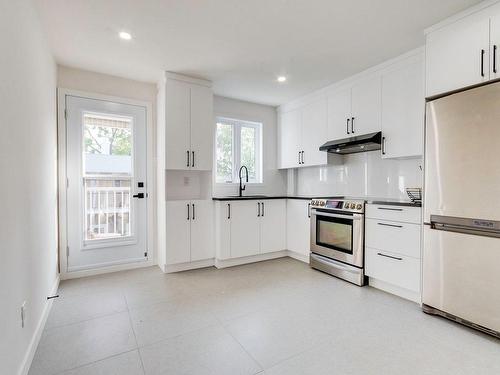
[66,95,148,271]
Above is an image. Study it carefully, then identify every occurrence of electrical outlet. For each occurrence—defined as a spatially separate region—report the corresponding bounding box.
[21,301,27,328]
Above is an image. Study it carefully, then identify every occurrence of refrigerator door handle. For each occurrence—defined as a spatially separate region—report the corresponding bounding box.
[430,215,500,238]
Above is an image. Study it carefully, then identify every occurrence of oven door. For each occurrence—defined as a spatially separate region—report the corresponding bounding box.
[310,209,364,267]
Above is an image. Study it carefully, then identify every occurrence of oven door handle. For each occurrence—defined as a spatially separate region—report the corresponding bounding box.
[311,210,363,220]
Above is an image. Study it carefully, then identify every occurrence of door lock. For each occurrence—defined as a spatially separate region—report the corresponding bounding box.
[132,193,145,199]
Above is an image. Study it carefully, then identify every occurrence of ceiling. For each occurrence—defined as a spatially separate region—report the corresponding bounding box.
[34,0,482,106]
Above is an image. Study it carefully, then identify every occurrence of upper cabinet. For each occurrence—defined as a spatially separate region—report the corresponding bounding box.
[425,3,500,98]
[278,97,327,169]
[161,73,213,170]
[381,52,424,159]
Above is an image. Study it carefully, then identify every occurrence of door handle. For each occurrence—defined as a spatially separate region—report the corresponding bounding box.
[351,117,355,133]
[377,222,403,228]
[192,204,195,220]
[298,151,301,165]
[301,151,305,165]
[494,45,497,74]
[187,204,190,220]
[307,203,311,218]
[227,203,231,219]
[257,202,261,217]
[262,202,265,217]
[187,150,190,167]
[192,151,195,168]
[132,193,145,199]
[346,118,350,134]
[381,136,386,155]
[481,49,485,77]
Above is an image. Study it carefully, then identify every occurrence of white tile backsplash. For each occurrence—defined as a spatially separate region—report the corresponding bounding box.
[295,151,422,200]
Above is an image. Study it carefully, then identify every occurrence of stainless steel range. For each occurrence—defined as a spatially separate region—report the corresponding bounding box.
[309,198,366,286]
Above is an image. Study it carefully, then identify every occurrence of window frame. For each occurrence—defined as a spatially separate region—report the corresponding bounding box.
[215,116,263,185]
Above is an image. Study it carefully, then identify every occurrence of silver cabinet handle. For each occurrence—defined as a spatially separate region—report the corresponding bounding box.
[377,252,402,261]
[307,203,311,218]
[351,117,355,133]
[262,202,265,217]
[298,151,301,165]
[187,204,190,220]
[346,118,350,134]
[377,207,403,211]
[377,222,403,228]
[192,204,195,220]
[382,136,386,155]
[301,151,305,164]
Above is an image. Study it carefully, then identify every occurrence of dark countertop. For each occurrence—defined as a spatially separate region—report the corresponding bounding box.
[366,200,421,208]
[212,195,319,201]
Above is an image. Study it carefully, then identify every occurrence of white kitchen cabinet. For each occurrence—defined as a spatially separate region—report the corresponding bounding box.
[351,75,382,136]
[279,109,302,168]
[165,200,191,264]
[286,199,311,258]
[278,97,327,169]
[260,199,287,253]
[215,199,287,261]
[301,99,328,167]
[165,79,191,170]
[165,200,214,265]
[365,203,422,301]
[381,52,424,158]
[163,74,213,170]
[327,87,351,141]
[230,200,261,258]
[190,200,214,261]
[425,9,490,97]
[489,5,500,81]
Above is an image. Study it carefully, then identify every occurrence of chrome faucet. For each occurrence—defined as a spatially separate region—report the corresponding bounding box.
[238,165,248,197]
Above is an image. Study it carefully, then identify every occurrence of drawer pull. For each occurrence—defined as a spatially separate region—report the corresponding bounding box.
[377,222,403,228]
[377,252,403,261]
[377,207,403,211]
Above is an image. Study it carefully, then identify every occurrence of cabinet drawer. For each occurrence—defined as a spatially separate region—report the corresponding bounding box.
[366,204,421,224]
[365,219,421,258]
[365,247,420,293]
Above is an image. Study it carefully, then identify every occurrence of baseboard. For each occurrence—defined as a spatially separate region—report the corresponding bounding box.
[368,278,421,304]
[215,250,288,269]
[161,258,215,273]
[286,250,309,264]
[61,259,156,280]
[19,275,60,375]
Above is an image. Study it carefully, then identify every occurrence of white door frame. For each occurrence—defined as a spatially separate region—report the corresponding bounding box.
[57,88,156,279]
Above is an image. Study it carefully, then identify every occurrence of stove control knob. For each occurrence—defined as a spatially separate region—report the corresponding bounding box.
[320,201,325,206]
[345,202,351,209]
[356,203,363,210]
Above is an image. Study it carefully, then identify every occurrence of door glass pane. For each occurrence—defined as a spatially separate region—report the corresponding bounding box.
[82,113,133,241]
[216,122,233,183]
[241,126,256,181]
[317,217,353,254]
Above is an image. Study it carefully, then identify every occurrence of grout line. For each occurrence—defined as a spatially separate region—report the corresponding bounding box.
[220,324,265,373]
[124,294,146,375]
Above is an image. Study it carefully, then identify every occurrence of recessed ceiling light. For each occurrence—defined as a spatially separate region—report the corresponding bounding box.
[277,76,287,83]
[119,31,132,40]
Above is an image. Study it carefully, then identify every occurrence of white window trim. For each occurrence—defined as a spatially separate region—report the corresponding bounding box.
[215,116,263,185]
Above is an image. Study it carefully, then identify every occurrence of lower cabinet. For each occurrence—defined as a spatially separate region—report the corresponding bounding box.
[286,199,311,258]
[166,199,214,265]
[365,204,422,301]
[215,199,286,260]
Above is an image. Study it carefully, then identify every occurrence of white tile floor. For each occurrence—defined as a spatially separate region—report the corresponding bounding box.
[29,258,500,375]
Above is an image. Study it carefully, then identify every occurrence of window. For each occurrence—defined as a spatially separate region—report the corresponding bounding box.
[216,117,262,183]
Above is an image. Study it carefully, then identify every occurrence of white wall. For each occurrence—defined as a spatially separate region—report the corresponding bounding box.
[294,152,423,200]
[213,96,287,196]
[0,1,58,374]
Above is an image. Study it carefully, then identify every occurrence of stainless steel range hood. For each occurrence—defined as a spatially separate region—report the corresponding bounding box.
[319,132,382,155]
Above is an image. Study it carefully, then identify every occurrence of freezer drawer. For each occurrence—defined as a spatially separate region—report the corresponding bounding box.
[423,225,500,333]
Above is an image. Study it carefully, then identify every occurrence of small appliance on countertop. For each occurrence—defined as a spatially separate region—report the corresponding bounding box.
[309,198,367,286]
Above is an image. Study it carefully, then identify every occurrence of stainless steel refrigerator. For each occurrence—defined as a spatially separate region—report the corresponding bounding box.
[423,81,500,338]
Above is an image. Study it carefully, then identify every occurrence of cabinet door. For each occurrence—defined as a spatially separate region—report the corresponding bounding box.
[230,201,260,258]
[215,202,231,260]
[190,200,214,261]
[381,54,424,158]
[165,201,191,264]
[279,109,302,168]
[190,85,213,171]
[301,98,328,167]
[426,12,489,97]
[286,199,311,256]
[260,200,286,253]
[166,79,191,169]
[351,75,382,136]
[327,87,351,140]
